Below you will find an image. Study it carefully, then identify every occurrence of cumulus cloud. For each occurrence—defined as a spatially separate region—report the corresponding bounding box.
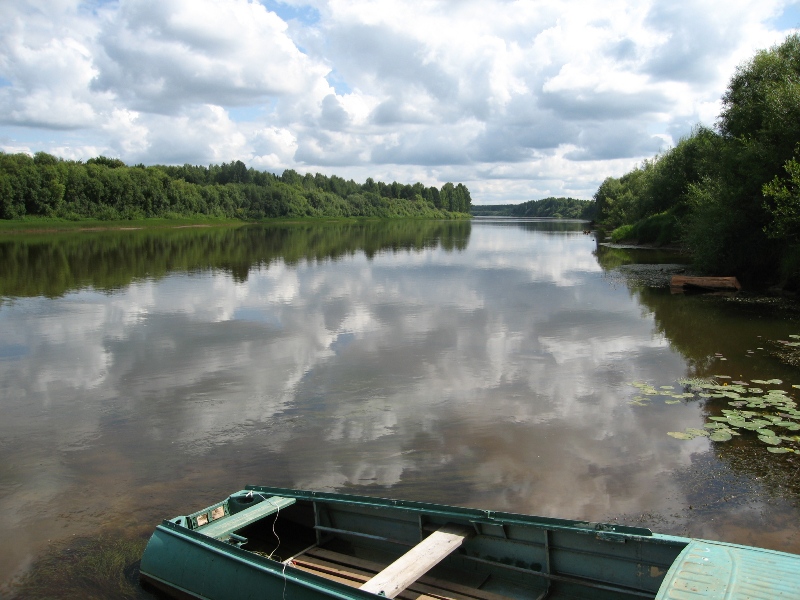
[0,0,797,201]
[92,0,328,112]
[0,1,104,128]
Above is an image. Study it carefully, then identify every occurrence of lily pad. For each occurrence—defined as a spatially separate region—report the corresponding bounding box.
[739,422,765,430]
[655,371,800,453]
[758,435,782,445]
[686,428,710,437]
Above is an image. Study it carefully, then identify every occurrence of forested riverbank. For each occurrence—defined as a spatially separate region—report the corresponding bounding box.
[592,34,800,289]
[471,197,595,219]
[0,154,472,223]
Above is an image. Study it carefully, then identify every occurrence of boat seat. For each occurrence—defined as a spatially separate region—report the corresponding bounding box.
[197,495,296,540]
[359,523,473,599]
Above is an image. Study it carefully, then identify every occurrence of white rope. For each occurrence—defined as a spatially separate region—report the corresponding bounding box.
[251,492,288,600]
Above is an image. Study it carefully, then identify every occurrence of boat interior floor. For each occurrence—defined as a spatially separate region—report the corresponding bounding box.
[239,517,556,600]
[287,545,538,600]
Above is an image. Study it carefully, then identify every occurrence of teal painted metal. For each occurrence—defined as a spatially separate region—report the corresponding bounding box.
[655,539,800,599]
[141,523,376,600]
[139,486,800,600]
[196,495,295,539]
[243,484,657,537]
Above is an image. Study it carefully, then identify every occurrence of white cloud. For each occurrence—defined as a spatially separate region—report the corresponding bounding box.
[92,0,328,111]
[0,0,797,201]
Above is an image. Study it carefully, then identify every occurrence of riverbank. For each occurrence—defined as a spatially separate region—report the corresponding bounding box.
[0,215,246,234]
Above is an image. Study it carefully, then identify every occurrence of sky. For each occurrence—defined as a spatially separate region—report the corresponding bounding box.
[1,0,798,204]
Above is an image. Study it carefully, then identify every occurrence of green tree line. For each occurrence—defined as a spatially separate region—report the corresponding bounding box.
[0,154,472,221]
[592,33,800,287]
[472,197,594,218]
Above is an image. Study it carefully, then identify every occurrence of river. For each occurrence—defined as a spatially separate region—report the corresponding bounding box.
[1,218,799,597]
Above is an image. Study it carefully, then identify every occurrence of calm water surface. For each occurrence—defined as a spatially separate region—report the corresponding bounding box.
[1,219,799,596]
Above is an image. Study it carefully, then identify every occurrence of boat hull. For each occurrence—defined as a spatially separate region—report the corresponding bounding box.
[140,486,800,600]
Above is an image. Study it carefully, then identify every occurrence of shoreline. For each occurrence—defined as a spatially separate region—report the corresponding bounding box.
[0,217,245,235]
[0,215,472,235]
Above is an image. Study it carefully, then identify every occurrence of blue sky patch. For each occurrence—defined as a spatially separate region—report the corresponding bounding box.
[326,70,352,95]
[260,1,320,26]
[78,0,118,18]
[228,105,266,122]
[773,3,800,30]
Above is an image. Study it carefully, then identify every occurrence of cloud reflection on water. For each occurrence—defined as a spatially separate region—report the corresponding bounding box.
[0,221,729,585]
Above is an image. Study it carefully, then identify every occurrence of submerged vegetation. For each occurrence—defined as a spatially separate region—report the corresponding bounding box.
[0,153,472,222]
[6,532,148,600]
[593,33,800,288]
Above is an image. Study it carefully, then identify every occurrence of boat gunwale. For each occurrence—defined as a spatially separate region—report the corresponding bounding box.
[242,485,672,541]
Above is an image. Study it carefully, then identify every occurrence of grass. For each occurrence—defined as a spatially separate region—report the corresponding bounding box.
[610,224,635,242]
[6,533,150,600]
[610,211,682,246]
[0,215,247,233]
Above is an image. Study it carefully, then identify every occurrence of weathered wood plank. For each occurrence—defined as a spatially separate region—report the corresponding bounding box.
[670,275,741,291]
[291,559,443,600]
[359,524,473,599]
[305,549,507,600]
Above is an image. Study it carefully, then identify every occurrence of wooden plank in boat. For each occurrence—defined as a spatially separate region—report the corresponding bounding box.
[294,554,503,600]
[359,524,474,599]
[291,558,443,600]
[305,549,508,600]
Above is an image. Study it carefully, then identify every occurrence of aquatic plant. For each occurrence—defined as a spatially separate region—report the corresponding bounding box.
[7,533,149,599]
[629,367,800,455]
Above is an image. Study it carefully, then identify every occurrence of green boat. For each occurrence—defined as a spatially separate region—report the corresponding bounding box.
[140,485,800,599]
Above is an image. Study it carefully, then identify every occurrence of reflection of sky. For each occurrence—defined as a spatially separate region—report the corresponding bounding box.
[0,221,767,584]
